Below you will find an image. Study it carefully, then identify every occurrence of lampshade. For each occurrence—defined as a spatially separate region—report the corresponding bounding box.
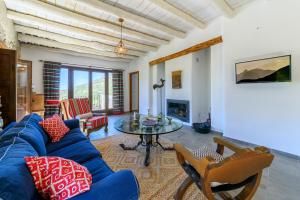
[115,18,128,57]
[115,40,128,57]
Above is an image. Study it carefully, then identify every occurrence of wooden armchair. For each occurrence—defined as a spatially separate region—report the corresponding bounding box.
[60,98,108,138]
[174,137,274,200]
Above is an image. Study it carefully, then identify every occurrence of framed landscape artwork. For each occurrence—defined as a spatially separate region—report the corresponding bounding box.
[235,55,291,84]
[172,70,182,89]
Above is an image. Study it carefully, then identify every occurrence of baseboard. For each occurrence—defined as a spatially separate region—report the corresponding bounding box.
[210,127,224,136]
[223,136,300,160]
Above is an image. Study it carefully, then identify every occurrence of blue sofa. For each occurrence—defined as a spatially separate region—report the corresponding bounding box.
[0,114,139,200]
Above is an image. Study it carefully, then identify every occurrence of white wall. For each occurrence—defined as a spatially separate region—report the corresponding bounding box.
[223,0,300,156]
[149,64,157,115]
[192,49,211,123]
[165,54,193,102]
[150,63,165,116]
[125,18,223,116]
[210,44,224,132]
[125,0,300,156]
[157,63,165,115]
[20,45,129,94]
[150,50,212,125]
[165,54,193,124]
[0,0,17,49]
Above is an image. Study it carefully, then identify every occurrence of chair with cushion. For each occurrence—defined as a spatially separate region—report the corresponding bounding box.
[174,137,274,200]
[60,98,108,138]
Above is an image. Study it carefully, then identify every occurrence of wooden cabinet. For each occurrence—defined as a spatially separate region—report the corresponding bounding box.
[31,93,45,118]
[0,49,34,126]
[0,49,16,126]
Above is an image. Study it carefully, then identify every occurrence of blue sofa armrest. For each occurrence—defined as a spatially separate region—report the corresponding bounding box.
[71,170,140,200]
[0,122,17,136]
[64,119,80,130]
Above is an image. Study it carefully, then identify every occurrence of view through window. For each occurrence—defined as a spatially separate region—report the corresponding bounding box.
[59,67,113,112]
[74,70,89,99]
[59,68,68,100]
[92,72,105,110]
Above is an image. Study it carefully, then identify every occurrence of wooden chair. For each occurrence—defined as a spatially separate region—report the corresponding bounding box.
[60,98,108,138]
[174,137,274,200]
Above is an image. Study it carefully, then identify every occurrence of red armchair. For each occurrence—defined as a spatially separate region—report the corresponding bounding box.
[60,98,108,138]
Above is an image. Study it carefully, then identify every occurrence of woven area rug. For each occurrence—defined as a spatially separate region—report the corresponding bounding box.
[92,134,206,200]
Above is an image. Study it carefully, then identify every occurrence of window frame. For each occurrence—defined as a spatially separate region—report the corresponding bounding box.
[60,65,114,114]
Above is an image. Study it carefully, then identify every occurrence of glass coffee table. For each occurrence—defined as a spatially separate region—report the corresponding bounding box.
[114,116,183,166]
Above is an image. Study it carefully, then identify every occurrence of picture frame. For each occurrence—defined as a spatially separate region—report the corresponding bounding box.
[172,70,182,89]
[235,55,291,84]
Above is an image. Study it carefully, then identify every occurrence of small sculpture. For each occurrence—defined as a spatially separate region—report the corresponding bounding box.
[153,79,166,116]
[153,78,165,90]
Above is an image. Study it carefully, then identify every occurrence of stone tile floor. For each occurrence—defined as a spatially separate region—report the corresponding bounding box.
[90,114,300,200]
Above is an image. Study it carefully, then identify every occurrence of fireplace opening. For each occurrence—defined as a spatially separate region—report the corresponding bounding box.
[167,99,189,122]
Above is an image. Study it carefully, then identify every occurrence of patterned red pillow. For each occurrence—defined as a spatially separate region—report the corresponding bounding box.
[39,114,70,142]
[25,156,92,200]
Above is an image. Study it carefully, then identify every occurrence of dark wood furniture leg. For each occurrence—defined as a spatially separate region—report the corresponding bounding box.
[144,135,152,166]
[174,176,193,200]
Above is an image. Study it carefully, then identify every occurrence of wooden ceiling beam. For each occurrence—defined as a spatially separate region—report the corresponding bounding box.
[148,0,206,29]
[6,0,169,45]
[7,11,158,52]
[149,36,223,66]
[18,34,136,60]
[211,0,236,17]
[21,43,130,64]
[15,25,145,57]
[76,0,186,38]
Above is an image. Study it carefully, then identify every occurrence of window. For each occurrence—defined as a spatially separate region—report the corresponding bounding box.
[73,70,89,98]
[58,67,114,112]
[92,72,105,110]
[59,68,68,100]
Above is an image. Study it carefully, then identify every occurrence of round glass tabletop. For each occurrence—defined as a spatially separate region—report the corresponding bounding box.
[114,115,183,135]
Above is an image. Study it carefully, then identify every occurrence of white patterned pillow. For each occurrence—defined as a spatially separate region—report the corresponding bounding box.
[191,146,224,162]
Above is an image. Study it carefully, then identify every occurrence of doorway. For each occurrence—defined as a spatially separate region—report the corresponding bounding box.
[129,71,139,112]
[17,60,32,121]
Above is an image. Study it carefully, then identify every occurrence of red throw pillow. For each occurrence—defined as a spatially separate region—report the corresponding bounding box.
[25,156,92,200]
[39,114,70,142]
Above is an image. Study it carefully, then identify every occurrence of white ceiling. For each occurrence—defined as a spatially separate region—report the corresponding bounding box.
[4,0,254,62]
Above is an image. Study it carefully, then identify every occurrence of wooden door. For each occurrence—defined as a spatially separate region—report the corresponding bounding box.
[17,60,32,121]
[0,49,16,126]
[129,71,139,112]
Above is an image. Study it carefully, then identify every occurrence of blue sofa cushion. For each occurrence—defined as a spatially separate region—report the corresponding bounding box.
[64,119,80,130]
[1,114,49,155]
[15,114,49,144]
[46,128,87,154]
[0,122,17,136]
[0,137,38,200]
[1,126,46,156]
[70,170,139,200]
[81,157,113,183]
[47,140,100,163]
